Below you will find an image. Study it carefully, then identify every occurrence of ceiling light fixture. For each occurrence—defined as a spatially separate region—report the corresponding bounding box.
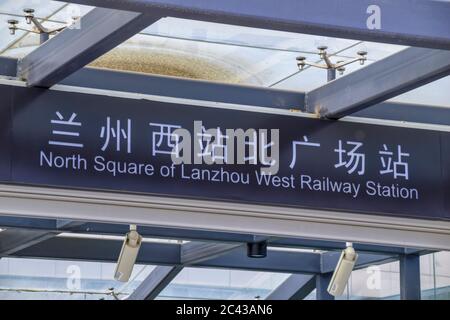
[114,224,142,282]
[327,242,358,296]
[247,241,267,258]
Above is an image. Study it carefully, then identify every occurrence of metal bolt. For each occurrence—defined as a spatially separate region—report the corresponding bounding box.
[357,50,368,57]
[23,8,35,24]
[296,56,306,70]
[317,45,328,58]
[357,51,367,65]
[7,19,18,35]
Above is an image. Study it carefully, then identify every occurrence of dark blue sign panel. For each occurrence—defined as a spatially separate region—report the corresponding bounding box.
[1,85,449,221]
[0,85,12,181]
[443,134,450,220]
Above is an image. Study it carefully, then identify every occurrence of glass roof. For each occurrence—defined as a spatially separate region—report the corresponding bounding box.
[158,268,289,300]
[2,253,449,300]
[1,1,448,107]
[0,257,152,300]
[0,257,290,300]
[389,76,450,108]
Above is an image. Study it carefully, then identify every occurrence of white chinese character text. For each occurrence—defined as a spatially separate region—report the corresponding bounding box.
[289,136,320,169]
[379,144,409,180]
[100,117,131,153]
[49,111,83,148]
[334,140,365,175]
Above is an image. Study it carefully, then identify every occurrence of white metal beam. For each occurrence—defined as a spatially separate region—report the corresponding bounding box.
[0,184,449,251]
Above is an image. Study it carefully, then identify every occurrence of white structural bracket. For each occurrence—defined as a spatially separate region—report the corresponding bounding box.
[0,184,449,251]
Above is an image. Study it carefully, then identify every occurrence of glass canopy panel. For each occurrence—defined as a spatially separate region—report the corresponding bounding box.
[0,1,93,58]
[388,76,450,108]
[420,251,450,300]
[0,13,29,53]
[1,19,66,56]
[339,261,401,300]
[89,33,318,86]
[2,0,446,107]
[157,267,290,300]
[337,41,406,61]
[48,2,94,22]
[0,1,448,105]
[0,0,64,17]
[0,257,154,300]
[142,17,358,55]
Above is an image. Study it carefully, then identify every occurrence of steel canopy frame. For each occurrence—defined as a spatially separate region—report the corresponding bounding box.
[11,236,322,273]
[128,242,243,300]
[8,236,397,274]
[61,0,450,50]
[47,66,450,126]
[0,229,57,256]
[306,47,450,119]
[399,254,421,300]
[127,266,183,300]
[0,216,423,255]
[18,7,161,87]
[4,56,450,125]
[266,274,315,300]
[0,220,84,257]
[5,234,422,299]
[62,64,450,123]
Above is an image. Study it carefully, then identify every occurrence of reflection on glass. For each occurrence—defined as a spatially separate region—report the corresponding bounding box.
[0,257,153,300]
[333,261,400,300]
[421,251,450,300]
[158,268,290,300]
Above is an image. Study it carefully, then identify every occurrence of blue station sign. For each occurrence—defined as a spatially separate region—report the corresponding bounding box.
[0,84,449,221]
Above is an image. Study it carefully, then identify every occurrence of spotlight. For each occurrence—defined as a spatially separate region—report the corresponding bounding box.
[247,241,267,258]
[114,225,142,282]
[327,243,358,296]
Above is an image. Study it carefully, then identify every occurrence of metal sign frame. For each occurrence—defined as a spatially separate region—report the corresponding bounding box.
[0,79,449,250]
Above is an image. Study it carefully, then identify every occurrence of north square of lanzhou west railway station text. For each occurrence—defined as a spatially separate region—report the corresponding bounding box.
[39,151,419,201]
